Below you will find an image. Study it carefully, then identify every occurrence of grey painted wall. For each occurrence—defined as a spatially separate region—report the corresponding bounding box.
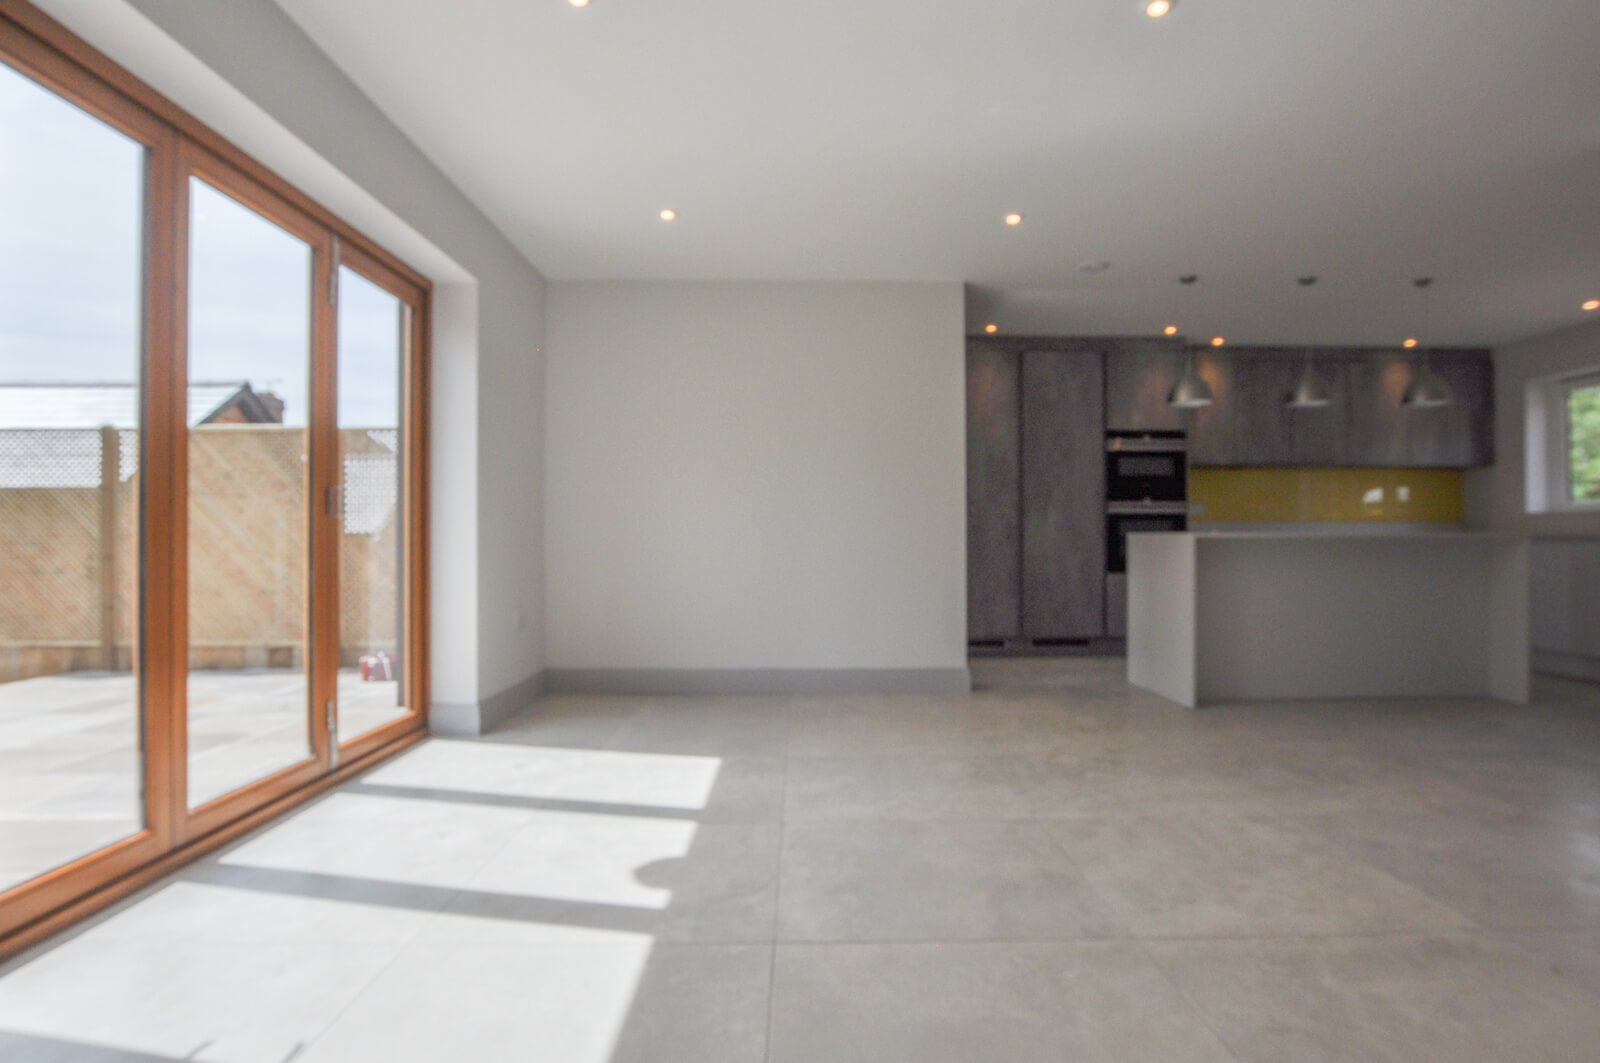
[1467,317,1600,678]
[544,280,967,682]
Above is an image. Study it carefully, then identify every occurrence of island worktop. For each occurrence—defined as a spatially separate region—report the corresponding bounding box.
[1126,531,1529,708]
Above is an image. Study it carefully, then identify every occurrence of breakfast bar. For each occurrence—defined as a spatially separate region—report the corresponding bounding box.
[1126,531,1530,707]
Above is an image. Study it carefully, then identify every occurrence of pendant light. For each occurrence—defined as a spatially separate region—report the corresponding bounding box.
[1401,277,1453,408]
[1286,275,1332,408]
[1167,275,1214,408]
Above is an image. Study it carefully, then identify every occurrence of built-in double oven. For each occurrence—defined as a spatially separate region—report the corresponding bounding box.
[1105,431,1188,576]
[1106,505,1189,574]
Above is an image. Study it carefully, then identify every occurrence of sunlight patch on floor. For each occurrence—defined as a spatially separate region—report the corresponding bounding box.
[364,740,723,810]
[0,879,654,1063]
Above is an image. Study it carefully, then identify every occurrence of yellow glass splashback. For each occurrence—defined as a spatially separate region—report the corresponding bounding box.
[1188,468,1463,524]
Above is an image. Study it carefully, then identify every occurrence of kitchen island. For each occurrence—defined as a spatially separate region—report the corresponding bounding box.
[1126,531,1529,707]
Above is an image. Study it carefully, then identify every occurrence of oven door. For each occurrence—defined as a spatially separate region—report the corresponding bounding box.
[1104,449,1187,502]
[1106,509,1188,573]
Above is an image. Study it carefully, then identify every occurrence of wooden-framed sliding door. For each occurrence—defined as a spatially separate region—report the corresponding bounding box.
[327,241,429,767]
[170,141,335,841]
[0,0,430,957]
[0,9,181,936]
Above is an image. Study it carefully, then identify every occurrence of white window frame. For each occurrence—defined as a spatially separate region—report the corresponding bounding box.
[1527,367,1600,513]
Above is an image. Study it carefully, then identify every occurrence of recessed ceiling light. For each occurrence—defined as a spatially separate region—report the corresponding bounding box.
[1004,213,1023,227]
[1145,0,1174,18]
[984,323,999,334]
[1584,299,1600,311]
[659,208,676,221]
[1210,336,1225,347]
[569,0,590,7]
[1163,325,1178,336]
[1402,337,1418,348]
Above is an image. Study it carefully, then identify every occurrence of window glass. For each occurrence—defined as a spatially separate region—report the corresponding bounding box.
[0,59,146,888]
[184,177,314,808]
[1568,382,1600,503]
[335,265,409,742]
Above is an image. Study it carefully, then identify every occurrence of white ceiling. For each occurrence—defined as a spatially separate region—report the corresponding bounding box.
[273,0,1600,347]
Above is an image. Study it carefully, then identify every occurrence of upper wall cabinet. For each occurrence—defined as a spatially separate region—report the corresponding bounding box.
[1184,348,1492,469]
[1399,353,1494,468]
[998,337,1492,471]
[1285,354,1353,466]
[1344,349,1494,468]
[1344,351,1414,466]
[1182,348,1238,465]
[1104,339,1188,432]
[1187,350,1348,466]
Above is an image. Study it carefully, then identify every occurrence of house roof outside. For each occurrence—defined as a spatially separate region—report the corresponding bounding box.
[0,382,262,489]
[0,382,276,430]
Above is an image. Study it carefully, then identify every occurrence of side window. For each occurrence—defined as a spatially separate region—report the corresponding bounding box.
[1566,377,1600,504]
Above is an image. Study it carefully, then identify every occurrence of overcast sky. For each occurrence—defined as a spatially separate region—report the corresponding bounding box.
[1,59,401,430]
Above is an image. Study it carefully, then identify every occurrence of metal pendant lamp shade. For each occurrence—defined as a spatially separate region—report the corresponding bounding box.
[1285,277,1332,408]
[1166,274,1213,407]
[1401,277,1452,409]
[1168,348,1214,408]
[1402,364,1453,408]
[1287,356,1333,408]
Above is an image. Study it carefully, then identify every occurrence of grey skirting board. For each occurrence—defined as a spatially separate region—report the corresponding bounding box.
[429,670,545,737]
[543,668,972,697]
[1532,649,1600,684]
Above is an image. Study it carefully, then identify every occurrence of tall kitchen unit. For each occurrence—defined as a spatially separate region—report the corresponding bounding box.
[967,341,1105,649]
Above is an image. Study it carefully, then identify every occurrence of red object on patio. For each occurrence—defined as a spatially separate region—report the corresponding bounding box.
[359,652,393,682]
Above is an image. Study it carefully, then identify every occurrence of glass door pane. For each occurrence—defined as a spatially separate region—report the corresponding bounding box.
[0,61,146,890]
[334,266,409,742]
[185,178,314,808]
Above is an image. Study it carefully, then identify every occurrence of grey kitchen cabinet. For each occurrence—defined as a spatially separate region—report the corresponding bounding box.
[1020,348,1106,639]
[1104,339,1188,432]
[966,343,1022,641]
[966,341,1107,645]
[1190,351,1347,467]
[1231,353,1300,465]
[1189,348,1491,469]
[1104,573,1128,639]
[1345,351,1415,466]
[1345,349,1493,468]
[1181,348,1237,465]
[1285,353,1352,465]
[1403,353,1494,468]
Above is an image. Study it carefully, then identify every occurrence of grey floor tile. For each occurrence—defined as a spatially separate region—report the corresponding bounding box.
[1147,933,1600,1063]
[4,657,1598,1061]
[446,817,781,944]
[768,941,1238,1063]
[0,1032,182,1062]
[778,820,1123,942]
[635,821,782,943]
[68,875,434,947]
[1049,813,1472,937]
[213,789,529,892]
[360,738,728,814]
[295,938,658,1063]
[609,945,772,1063]
[1490,931,1600,1000]
[1309,808,1600,929]
[783,751,1087,821]
[0,929,400,1063]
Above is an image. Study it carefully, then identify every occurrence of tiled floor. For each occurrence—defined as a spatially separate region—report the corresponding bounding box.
[2,657,1600,1061]
[0,670,409,892]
